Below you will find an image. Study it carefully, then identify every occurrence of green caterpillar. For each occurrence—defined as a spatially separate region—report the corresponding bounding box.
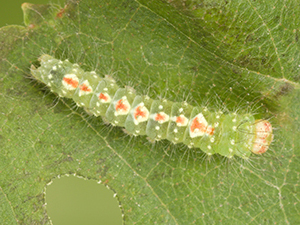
[30,54,273,159]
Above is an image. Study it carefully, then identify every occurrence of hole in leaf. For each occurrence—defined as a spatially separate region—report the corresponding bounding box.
[46,175,122,225]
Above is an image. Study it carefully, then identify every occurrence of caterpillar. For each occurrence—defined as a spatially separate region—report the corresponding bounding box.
[30,54,273,159]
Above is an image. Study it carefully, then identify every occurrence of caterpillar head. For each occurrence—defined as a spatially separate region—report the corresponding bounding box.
[251,120,273,154]
[227,115,273,159]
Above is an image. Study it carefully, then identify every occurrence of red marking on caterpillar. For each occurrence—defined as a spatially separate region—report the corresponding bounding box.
[79,82,92,93]
[134,105,148,120]
[173,115,188,127]
[206,127,215,136]
[153,112,169,123]
[115,98,130,115]
[63,75,79,89]
[134,106,146,119]
[98,93,111,102]
[189,114,213,137]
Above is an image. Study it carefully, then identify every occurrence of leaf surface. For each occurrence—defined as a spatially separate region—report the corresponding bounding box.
[0,0,299,224]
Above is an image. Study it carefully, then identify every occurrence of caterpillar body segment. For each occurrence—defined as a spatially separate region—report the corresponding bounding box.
[167,102,193,144]
[89,76,118,117]
[124,95,153,136]
[146,99,173,141]
[106,87,136,126]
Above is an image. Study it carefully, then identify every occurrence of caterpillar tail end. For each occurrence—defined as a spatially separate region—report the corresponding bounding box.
[38,54,52,62]
[252,120,273,154]
[30,64,36,71]
[30,64,38,78]
[30,54,52,77]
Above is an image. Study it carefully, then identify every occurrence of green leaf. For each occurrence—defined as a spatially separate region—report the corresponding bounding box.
[1,0,299,224]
